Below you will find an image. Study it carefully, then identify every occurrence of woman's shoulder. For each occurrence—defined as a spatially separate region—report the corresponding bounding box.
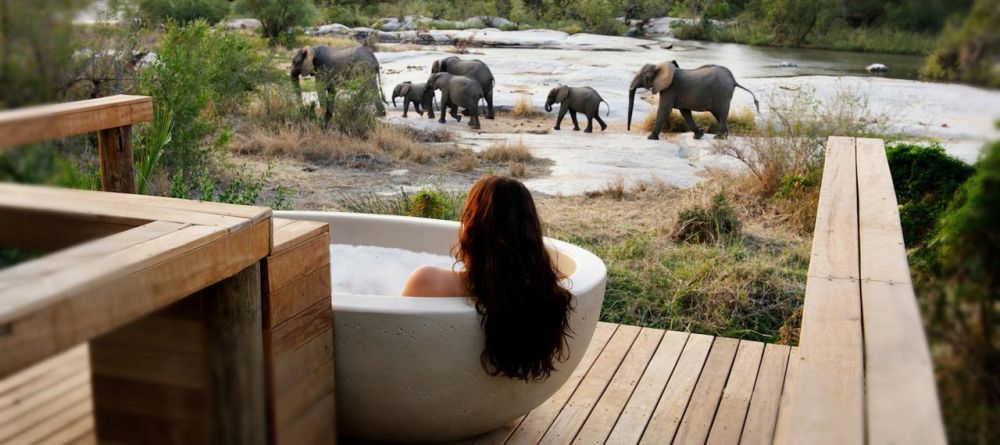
[402,266,468,297]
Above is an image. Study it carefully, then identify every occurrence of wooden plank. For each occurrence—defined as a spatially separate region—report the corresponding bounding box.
[606,330,689,445]
[36,409,95,445]
[779,136,865,445]
[706,341,766,445]
[0,183,258,230]
[265,232,331,291]
[274,360,335,428]
[673,337,740,445]
[90,340,207,390]
[272,220,328,255]
[0,370,89,429]
[275,392,335,445]
[856,137,946,445]
[807,136,861,280]
[267,299,334,356]
[0,380,90,442]
[265,262,331,328]
[541,324,642,444]
[203,264,267,445]
[0,207,136,251]
[0,95,153,149]
[3,389,92,444]
[738,344,790,445]
[506,322,617,445]
[772,347,799,445]
[637,333,714,445]
[271,327,335,395]
[98,125,136,193]
[471,416,525,445]
[94,407,209,444]
[0,345,87,397]
[90,374,208,421]
[1,221,267,377]
[573,328,664,444]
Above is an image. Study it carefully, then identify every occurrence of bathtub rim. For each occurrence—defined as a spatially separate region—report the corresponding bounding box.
[274,210,607,315]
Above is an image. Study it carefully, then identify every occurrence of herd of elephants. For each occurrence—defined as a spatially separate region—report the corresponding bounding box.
[290,44,760,139]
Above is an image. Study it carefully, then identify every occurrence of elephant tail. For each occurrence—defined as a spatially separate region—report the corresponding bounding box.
[735,83,760,113]
[600,100,610,117]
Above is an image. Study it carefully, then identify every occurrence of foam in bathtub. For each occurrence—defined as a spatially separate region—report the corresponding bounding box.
[330,244,458,295]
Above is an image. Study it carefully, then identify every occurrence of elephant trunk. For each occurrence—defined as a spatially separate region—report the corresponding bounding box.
[544,101,552,112]
[627,88,636,131]
[392,94,397,107]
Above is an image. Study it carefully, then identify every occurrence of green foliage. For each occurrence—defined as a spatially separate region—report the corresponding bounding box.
[574,0,628,35]
[327,67,382,138]
[0,0,83,108]
[137,0,230,24]
[886,142,974,247]
[167,163,277,206]
[921,0,1000,87]
[0,143,100,190]
[236,0,317,42]
[139,21,274,175]
[339,185,466,221]
[673,193,743,244]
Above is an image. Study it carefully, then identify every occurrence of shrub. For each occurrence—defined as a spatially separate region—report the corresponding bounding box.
[236,0,317,42]
[139,21,274,175]
[481,140,534,163]
[137,0,230,24]
[328,67,383,138]
[921,0,1000,87]
[340,186,467,221]
[673,193,742,243]
[886,142,974,246]
[510,94,545,118]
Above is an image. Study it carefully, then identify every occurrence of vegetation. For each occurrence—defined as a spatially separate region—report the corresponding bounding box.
[637,107,756,136]
[907,140,999,444]
[236,0,317,43]
[921,0,1000,87]
[673,192,742,243]
[135,0,230,24]
[340,185,466,220]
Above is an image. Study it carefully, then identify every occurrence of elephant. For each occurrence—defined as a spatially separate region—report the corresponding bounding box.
[627,61,759,140]
[290,45,388,125]
[544,85,610,133]
[391,81,426,117]
[422,72,484,130]
[430,56,495,119]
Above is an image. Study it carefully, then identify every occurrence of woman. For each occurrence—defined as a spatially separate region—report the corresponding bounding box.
[402,176,574,382]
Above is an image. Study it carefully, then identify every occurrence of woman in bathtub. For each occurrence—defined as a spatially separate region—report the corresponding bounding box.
[402,175,574,381]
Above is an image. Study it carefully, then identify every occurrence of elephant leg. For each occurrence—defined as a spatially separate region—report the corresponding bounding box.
[570,111,580,131]
[649,104,671,140]
[485,89,495,119]
[414,99,424,116]
[584,115,594,133]
[371,77,386,116]
[555,105,568,130]
[321,84,336,127]
[680,109,704,139]
[402,100,409,118]
[469,108,481,129]
[438,92,448,123]
[450,105,462,122]
[595,115,608,131]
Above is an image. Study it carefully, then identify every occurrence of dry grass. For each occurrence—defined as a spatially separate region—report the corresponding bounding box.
[378,43,424,52]
[233,123,450,168]
[637,107,757,135]
[507,160,527,177]
[510,94,545,118]
[450,150,478,172]
[480,139,534,163]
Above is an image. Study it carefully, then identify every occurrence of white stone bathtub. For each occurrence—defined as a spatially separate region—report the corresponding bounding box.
[274,211,607,442]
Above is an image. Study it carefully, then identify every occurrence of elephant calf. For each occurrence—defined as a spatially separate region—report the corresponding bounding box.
[545,85,610,133]
[422,72,484,130]
[391,81,425,117]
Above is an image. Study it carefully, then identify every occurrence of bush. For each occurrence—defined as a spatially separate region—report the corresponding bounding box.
[139,21,274,175]
[481,140,534,163]
[137,0,230,24]
[921,0,1000,87]
[340,185,467,221]
[886,142,974,246]
[236,0,317,42]
[328,68,382,138]
[673,193,742,243]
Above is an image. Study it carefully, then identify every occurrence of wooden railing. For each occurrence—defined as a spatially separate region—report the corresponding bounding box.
[775,137,946,445]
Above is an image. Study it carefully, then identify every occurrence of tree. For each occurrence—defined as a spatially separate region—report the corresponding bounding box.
[137,0,230,24]
[236,0,317,41]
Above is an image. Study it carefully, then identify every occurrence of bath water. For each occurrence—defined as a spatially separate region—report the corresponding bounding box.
[330,244,458,296]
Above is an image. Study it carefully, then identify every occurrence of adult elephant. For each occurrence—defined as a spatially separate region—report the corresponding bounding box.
[627,61,759,140]
[431,56,495,119]
[290,45,388,124]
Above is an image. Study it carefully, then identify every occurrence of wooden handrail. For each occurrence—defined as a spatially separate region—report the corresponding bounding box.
[0,94,153,193]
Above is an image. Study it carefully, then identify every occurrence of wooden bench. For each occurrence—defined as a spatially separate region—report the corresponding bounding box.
[775,137,946,444]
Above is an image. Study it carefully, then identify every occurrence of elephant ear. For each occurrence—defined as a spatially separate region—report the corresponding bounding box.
[555,85,570,103]
[651,62,675,94]
[301,47,315,76]
[400,83,411,96]
[431,60,441,73]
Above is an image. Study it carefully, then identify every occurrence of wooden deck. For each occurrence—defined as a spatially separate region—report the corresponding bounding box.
[1,322,796,445]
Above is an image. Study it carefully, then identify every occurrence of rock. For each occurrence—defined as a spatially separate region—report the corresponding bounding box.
[485,16,515,28]
[310,23,351,36]
[624,27,640,37]
[377,17,402,32]
[459,17,487,28]
[418,31,454,44]
[225,18,262,31]
[866,63,888,73]
[778,61,798,67]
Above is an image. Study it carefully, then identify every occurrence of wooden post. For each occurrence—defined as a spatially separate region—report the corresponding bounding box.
[205,264,269,445]
[98,125,135,194]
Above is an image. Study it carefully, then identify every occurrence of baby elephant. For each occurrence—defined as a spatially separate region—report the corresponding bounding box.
[423,72,484,130]
[545,85,609,133]
[391,81,426,117]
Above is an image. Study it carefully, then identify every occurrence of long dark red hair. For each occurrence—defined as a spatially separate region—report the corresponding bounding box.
[456,176,574,382]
